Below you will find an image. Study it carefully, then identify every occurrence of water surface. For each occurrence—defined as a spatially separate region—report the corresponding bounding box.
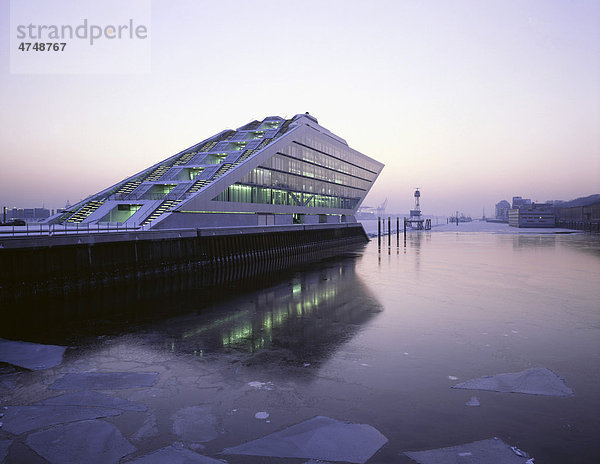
[1,223,599,463]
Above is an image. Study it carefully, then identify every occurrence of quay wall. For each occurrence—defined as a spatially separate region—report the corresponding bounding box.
[0,224,368,306]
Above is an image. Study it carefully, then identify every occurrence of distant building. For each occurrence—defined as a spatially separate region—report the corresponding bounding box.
[2,207,51,223]
[556,197,600,233]
[508,203,555,228]
[495,200,510,220]
[512,196,532,209]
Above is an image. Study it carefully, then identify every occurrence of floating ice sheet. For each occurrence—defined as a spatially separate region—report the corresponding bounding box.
[0,439,12,462]
[222,415,387,464]
[49,372,158,390]
[125,445,225,464]
[1,404,123,435]
[405,437,532,464]
[25,420,135,464]
[452,368,573,396]
[36,390,146,411]
[0,338,66,370]
[132,414,159,442]
[465,396,480,407]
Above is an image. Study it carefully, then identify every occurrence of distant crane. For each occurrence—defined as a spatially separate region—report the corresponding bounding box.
[376,198,388,217]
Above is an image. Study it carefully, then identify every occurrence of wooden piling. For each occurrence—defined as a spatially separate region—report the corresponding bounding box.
[378,216,381,251]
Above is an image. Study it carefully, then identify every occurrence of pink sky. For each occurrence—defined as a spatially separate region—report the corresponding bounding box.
[1,0,599,216]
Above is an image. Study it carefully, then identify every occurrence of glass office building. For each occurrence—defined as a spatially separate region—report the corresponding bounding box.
[49,114,384,229]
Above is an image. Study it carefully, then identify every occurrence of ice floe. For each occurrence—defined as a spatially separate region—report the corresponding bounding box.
[247,381,274,390]
[0,439,12,462]
[25,420,135,464]
[405,437,532,463]
[132,414,159,442]
[0,338,66,370]
[171,406,219,443]
[452,368,573,396]
[254,411,270,420]
[0,405,123,435]
[465,396,480,407]
[36,390,146,411]
[125,445,225,464]
[222,415,387,464]
[49,372,158,390]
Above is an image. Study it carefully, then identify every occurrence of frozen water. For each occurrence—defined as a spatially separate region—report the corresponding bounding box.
[0,338,66,370]
[222,415,388,463]
[452,368,573,396]
[132,414,159,442]
[25,420,135,464]
[465,396,480,407]
[0,439,12,462]
[36,390,146,411]
[0,405,122,434]
[247,381,274,390]
[125,445,225,464]
[49,372,158,390]
[171,406,219,443]
[404,437,532,463]
[254,411,269,419]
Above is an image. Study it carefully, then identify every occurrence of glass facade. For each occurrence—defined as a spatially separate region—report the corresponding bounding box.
[213,133,378,211]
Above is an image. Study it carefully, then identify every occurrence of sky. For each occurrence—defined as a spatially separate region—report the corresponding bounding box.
[1,0,599,217]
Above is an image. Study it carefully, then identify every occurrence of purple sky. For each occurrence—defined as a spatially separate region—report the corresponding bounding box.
[1,0,599,216]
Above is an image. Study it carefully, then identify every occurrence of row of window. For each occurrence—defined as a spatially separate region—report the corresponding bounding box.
[297,132,382,174]
[240,166,365,199]
[258,155,371,190]
[280,141,378,181]
[213,184,359,210]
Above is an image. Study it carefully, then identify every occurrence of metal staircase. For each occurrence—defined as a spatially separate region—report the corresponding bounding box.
[113,180,141,197]
[140,199,182,226]
[66,200,105,223]
[145,165,170,182]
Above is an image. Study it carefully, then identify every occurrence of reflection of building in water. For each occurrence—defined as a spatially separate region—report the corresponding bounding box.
[172,258,382,363]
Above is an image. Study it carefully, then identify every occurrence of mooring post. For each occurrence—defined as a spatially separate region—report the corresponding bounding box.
[396,216,399,247]
[403,217,407,247]
[456,211,459,226]
[388,216,391,245]
[378,216,381,251]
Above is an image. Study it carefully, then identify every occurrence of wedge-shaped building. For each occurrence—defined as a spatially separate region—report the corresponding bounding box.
[50,114,383,229]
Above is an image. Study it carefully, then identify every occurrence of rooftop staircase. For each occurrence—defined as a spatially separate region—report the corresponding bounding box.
[65,200,105,223]
[140,199,182,226]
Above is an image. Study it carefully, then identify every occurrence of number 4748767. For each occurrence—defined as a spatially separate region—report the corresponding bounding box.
[18,42,67,51]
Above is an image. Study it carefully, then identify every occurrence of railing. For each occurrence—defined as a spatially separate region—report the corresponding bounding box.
[0,222,150,238]
[106,192,183,201]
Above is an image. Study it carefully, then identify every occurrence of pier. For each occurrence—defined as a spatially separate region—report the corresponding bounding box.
[0,223,368,313]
